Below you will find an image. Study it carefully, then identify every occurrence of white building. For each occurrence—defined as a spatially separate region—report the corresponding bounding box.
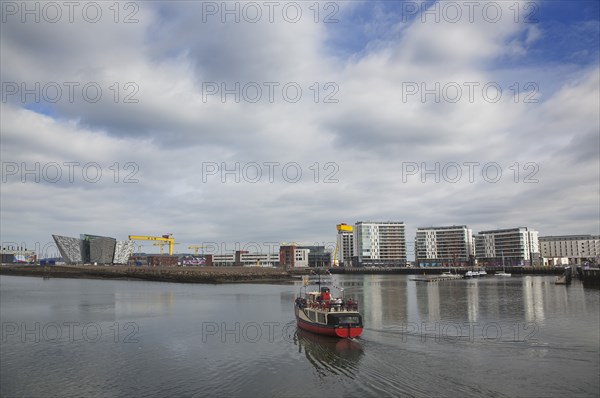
[475,227,540,266]
[336,224,354,266]
[539,235,600,265]
[239,252,279,267]
[212,253,235,266]
[279,245,310,268]
[353,221,406,267]
[294,248,310,268]
[415,225,474,267]
[212,251,279,266]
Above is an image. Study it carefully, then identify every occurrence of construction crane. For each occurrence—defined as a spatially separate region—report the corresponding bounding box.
[129,234,175,255]
[188,245,205,255]
[153,242,180,255]
[334,224,353,267]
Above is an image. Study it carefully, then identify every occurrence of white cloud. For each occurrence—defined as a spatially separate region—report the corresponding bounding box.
[1,1,598,256]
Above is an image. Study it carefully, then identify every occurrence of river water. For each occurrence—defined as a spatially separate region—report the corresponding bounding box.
[1,274,598,397]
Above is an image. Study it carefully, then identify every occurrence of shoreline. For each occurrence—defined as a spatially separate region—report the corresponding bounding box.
[0,265,300,284]
[0,264,570,285]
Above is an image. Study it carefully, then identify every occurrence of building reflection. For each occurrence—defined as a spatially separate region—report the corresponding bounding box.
[522,277,546,323]
[115,292,174,317]
[412,280,481,323]
[466,281,479,322]
[352,275,408,329]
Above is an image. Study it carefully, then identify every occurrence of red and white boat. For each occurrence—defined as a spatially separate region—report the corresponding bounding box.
[294,277,363,339]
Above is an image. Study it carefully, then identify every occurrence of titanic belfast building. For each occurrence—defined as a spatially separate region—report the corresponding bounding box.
[52,234,133,265]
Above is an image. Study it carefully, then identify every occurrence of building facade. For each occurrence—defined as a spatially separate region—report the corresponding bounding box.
[353,221,406,267]
[52,234,133,265]
[298,245,331,267]
[475,227,540,266]
[415,225,474,267]
[539,235,600,265]
[336,224,354,266]
[279,245,310,268]
[0,246,37,263]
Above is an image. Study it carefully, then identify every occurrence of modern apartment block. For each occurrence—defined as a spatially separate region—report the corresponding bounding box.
[336,223,354,266]
[415,225,474,267]
[353,221,406,267]
[539,235,600,265]
[279,245,310,267]
[475,227,540,266]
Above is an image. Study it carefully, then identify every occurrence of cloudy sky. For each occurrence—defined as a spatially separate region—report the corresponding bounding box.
[1,0,598,258]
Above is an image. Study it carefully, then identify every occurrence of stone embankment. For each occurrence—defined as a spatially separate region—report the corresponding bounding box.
[0,265,299,284]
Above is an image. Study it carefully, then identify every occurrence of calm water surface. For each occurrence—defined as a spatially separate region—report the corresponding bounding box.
[1,274,598,397]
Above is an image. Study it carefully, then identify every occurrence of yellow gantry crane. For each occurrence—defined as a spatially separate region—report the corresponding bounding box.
[128,234,175,255]
[188,245,205,255]
[153,242,180,255]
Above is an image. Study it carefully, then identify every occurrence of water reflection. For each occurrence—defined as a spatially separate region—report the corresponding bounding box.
[522,277,546,323]
[294,329,363,378]
[466,280,479,322]
[114,292,174,317]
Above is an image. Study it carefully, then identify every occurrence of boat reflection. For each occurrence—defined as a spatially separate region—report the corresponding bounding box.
[293,328,363,378]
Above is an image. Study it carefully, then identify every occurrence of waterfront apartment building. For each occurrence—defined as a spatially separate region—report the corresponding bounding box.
[475,227,540,266]
[336,224,354,266]
[279,245,310,268]
[353,221,407,267]
[415,225,474,267]
[539,235,600,265]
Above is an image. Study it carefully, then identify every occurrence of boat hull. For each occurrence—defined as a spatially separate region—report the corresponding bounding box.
[296,316,363,338]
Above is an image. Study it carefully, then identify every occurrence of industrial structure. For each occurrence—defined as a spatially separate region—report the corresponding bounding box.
[0,246,37,263]
[128,234,175,255]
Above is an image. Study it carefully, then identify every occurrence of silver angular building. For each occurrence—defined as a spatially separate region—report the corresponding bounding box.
[52,235,83,264]
[52,234,132,265]
[113,241,134,265]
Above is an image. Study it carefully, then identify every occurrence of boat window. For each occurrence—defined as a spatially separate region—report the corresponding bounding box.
[327,314,362,326]
[338,316,361,325]
[307,311,316,322]
[318,313,326,324]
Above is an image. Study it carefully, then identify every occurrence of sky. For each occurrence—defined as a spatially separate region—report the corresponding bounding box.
[1,0,599,259]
